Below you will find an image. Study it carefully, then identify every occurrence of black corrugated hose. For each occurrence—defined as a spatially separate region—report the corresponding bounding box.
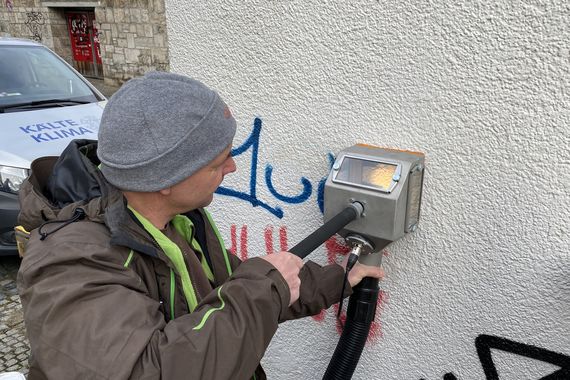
[322,277,380,380]
[287,203,378,379]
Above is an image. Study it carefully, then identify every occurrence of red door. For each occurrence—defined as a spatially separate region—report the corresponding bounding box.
[66,11,102,78]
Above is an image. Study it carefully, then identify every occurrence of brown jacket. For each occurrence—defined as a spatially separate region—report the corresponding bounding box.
[17,140,350,380]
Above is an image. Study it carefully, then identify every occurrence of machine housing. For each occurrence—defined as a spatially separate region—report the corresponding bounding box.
[324,144,425,252]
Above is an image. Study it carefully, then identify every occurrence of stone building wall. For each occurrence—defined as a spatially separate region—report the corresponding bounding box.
[0,1,53,46]
[95,0,169,85]
[47,8,72,64]
[0,0,169,84]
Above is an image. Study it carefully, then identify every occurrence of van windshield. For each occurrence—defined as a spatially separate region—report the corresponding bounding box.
[0,45,100,108]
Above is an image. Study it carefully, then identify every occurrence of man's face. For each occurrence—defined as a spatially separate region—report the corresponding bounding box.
[166,145,236,212]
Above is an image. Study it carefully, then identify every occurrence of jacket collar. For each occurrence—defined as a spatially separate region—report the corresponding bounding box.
[105,196,161,258]
[19,139,162,258]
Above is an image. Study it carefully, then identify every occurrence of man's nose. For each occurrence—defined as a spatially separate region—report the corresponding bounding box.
[225,157,237,175]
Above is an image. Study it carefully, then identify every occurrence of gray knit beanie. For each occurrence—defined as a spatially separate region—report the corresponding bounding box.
[97,71,236,192]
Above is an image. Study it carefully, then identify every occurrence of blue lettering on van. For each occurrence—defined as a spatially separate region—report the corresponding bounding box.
[60,129,80,138]
[19,120,77,134]
[30,127,94,143]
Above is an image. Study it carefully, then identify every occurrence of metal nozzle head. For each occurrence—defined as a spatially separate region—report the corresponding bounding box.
[345,234,374,255]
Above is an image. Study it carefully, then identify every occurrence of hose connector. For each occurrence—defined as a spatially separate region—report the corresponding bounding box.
[345,234,374,271]
[349,201,365,218]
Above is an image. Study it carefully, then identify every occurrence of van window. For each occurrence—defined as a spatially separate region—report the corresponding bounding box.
[0,45,99,107]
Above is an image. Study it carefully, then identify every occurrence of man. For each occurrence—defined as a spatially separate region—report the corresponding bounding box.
[17,71,383,379]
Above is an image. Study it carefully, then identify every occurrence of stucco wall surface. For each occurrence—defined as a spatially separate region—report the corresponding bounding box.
[165,1,569,379]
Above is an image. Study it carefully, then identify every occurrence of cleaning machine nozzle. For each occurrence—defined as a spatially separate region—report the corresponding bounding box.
[325,144,425,253]
[287,144,425,379]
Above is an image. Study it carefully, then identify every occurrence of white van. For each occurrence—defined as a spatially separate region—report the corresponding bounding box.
[0,38,106,255]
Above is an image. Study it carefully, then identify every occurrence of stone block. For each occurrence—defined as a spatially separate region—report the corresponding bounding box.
[141,11,149,23]
[42,37,54,49]
[136,24,144,36]
[51,37,62,49]
[144,24,152,37]
[136,0,149,8]
[123,8,130,19]
[114,8,124,23]
[51,24,68,37]
[153,34,164,47]
[134,36,153,47]
[130,9,141,23]
[105,8,114,23]
[156,0,165,13]
[138,51,151,65]
[125,48,140,63]
[94,8,104,20]
[127,33,134,48]
[50,9,67,25]
[113,52,125,64]
[149,12,164,24]
[152,49,168,64]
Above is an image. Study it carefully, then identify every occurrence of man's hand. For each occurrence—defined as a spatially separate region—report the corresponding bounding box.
[261,251,303,306]
[341,256,385,287]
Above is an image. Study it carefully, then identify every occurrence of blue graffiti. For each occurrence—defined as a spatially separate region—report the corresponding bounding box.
[215,117,331,218]
[215,118,283,217]
[265,165,312,204]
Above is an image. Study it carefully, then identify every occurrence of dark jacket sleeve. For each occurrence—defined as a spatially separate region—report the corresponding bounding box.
[130,257,290,380]
[280,261,352,322]
[227,251,352,322]
[18,236,289,380]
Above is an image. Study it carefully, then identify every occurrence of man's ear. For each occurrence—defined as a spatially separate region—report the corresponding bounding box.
[159,187,171,196]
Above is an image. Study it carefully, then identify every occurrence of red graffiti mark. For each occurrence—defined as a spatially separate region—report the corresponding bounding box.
[268,226,325,323]
[240,225,248,261]
[264,225,288,254]
[325,234,390,263]
[265,226,274,254]
[279,226,288,251]
[230,224,249,260]
[325,234,389,342]
[325,235,351,265]
[312,309,326,322]
[228,225,388,342]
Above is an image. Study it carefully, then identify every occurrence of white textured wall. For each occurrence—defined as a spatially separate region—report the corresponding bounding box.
[165,1,569,378]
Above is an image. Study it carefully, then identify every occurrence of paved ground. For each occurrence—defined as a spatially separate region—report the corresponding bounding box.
[0,78,120,376]
[87,77,121,98]
[0,257,28,375]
